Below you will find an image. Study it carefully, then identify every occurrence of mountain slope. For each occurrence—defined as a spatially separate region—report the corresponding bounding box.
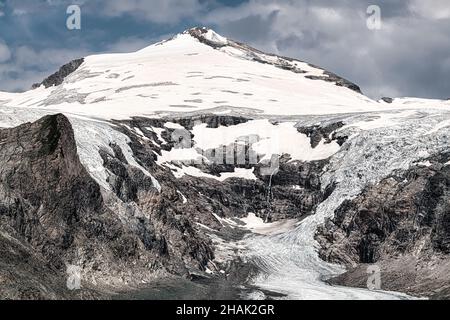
[2,27,448,121]
[0,114,216,298]
[317,154,450,298]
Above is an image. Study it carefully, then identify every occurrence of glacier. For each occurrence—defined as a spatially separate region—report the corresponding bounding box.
[243,109,450,299]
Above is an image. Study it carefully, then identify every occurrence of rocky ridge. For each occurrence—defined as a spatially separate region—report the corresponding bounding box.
[32,58,85,89]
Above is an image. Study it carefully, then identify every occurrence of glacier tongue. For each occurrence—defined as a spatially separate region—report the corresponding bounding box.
[242,109,450,300]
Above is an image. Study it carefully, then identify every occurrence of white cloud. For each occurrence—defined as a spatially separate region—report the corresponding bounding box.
[0,41,11,63]
[100,0,203,24]
[0,45,90,92]
[0,64,50,93]
[14,46,89,68]
[12,8,27,16]
[409,0,450,20]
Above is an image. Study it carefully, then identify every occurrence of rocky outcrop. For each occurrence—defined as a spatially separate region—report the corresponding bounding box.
[305,71,362,94]
[0,114,108,298]
[186,27,362,93]
[32,58,84,89]
[316,155,450,298]
[186,27,228,49]
[115,115,329,222]
[381,97,394,103]
[0,114,215,299]
[297,122,347,148]
[0,231,101,300]
[172,159,327,223]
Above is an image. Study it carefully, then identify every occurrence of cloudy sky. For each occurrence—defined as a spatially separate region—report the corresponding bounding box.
[0,0,449,99]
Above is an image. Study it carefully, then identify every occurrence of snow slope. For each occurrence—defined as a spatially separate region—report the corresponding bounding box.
[1,28,449,121]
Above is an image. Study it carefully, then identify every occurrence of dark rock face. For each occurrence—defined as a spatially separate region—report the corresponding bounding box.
[0,114,103,267]
[173,159,327,223]
[316,157,450,297]
[305,71,362,94]
[381,97,394,103]
[297,122,347,148]
[125,114,250,131]
[97,132,215,275]
[186,27,227,49]
[0,114,107,298]
[0,232,101,300]
[32,58,84,89]
[0,114,214,299]
[116,115,329,223]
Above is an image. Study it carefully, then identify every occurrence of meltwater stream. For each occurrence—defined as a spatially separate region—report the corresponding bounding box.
[242,109,450,300]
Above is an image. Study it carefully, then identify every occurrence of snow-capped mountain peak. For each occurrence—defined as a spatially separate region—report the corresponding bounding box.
[1,27,448,122]
[183,27,229,46]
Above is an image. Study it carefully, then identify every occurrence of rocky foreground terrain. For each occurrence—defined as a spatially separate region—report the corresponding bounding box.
[0,27,450,299]
[0,111,332,299]
[317,153,450,298]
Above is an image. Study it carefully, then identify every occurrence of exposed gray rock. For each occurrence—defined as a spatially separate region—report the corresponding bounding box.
[0,231,102,300]
[115,115,330,223]
[38,87,89,106]
[316,155,450,298]
[115,82,178,93]
[186,27,228,49]
[0,114,216,299]
[305,71,362,94]
[32,58,84,89]
[297,121,347,148]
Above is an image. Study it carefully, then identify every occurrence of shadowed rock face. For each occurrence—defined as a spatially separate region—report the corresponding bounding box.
[0,114,105,298]
[116,116,330,222]
[297,121,347,148]
[305,72,362,94]
[316,156,450,298]
[32,58,84,89]
[0,231,101,300]
[0,114,215,299]
[0,114,103,268]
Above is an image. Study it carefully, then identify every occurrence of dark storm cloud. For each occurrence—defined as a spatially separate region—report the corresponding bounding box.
[203,0,450,99]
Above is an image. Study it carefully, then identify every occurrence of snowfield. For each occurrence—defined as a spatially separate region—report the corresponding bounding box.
[192,119,341,162]
[1,28,450,300]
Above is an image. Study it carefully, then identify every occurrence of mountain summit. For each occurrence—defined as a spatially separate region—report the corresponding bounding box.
[2,27,448,121]
[0,27,427,121]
